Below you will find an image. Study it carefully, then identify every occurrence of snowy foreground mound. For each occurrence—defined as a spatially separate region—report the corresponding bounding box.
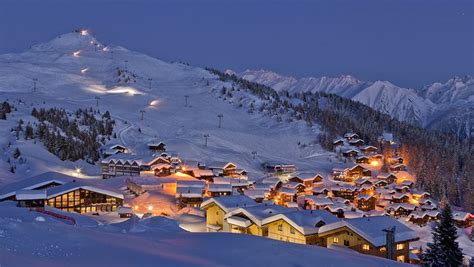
[0,203,407,267]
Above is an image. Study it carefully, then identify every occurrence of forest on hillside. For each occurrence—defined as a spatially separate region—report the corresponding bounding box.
[207,68,474,212]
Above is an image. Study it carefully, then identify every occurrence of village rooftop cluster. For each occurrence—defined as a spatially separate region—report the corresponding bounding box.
[1,131,472,265]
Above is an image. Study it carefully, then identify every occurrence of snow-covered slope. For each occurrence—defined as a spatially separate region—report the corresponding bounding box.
[0,31,341,184]
[233,69,473,134]
[0,202,409,267]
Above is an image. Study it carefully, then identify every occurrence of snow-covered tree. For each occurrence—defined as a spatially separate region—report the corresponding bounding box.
[423,203,463,267]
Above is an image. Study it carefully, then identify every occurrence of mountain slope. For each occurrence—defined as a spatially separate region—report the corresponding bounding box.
[0,31,340,184]
[232,69,472,135]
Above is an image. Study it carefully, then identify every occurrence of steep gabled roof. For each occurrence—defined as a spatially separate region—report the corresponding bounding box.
[319,216,418,247]
[0,172,74,200]
[200,195,257,212]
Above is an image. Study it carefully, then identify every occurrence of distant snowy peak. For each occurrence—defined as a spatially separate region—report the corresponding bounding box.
[421,75,474,104]
[234,69,368,97]
[233,69,432,125]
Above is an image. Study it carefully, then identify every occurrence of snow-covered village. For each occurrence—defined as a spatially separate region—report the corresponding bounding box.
[0,1,473,267]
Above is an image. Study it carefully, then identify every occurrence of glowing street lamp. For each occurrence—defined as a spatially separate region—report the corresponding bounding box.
[147,205,153,211]
[75,167,82,174]
[80,30,88,36]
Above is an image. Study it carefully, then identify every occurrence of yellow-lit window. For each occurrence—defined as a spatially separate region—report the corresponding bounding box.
[290,227,295,234]
[396,255,405,262]
[396,243,405,250]
[362,244,370,251]
[333,237,339,243]
[380,247,386,252]
[278,224,283,232]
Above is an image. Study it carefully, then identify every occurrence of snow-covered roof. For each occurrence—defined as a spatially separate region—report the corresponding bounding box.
[224,204,293,225]
[452,211,474,221]
[207,183,232,192]
[319,216,418,247]
[200,195,257,212]
[191,168,214,178]
[212,177,249,187]
[118,206,133,214]
[176,180,205,188]
[207,161,236,170]
[387,203,416,211]
[357,194,375,201]
[0,172,74,200]
[46,181,124,200]
[244,189,267,199]
[262,210,340,235]
[176,187,203,198]
[15,189,47,200]
[305,196,333,206]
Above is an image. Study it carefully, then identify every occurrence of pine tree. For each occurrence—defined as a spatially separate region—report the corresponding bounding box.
[423,203,463,266]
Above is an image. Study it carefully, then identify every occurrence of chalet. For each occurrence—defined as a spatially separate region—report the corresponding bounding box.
[394,185,410,194]
[324,203,350,218]
[401,180,414,188]
[391,193,410,203]
[200,195,257,232]
[390,164,407,173]
[452,212,474,228]
[102,144,127,158]
[101,154,171,178]
[222,204,293,236]
[360,145,378,155]
[409,210,439,226]
[332,168,346,181]
[346,164,371,180]
[379,132,395,144]
[212,177,250,193]
[263,162,296,175]
[411,191,430,201]
[152,163,174,177]
[342,149,359,158]
[206,183,233,197]
[348,139,365,147]
[176,187,204,208]
[358,184,375,195]
[331,185,359,201]
[318,216,419,263]
[312,187,329,196]
[289,173,323,188]
[371,179,388,188]
[344,133,359,141]
[386,203,416,217]
[258,210,339,245]
[355,178,372,187]
[147,141,166,152]
[355,156,369,164]
[356,194,376,211]
[208,161,240,177]
[305,196,333,210]
[377,173,397,184]
[276,187,299,205]
[388,156,404,165]
[188,168,214,180]
[333,138,345,148]
[257,177,283,193]
[0,172,124,213]
[244,189,267,203]
[118,206,134,218]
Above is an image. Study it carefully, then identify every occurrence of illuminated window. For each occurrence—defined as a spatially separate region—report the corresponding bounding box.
[380,247,386,252]
[333,237,339,243]
[396,255,405,262]
[290,227,295,234]
[396,243,405,250]
[278,224,283,231]
[362,244,370,251]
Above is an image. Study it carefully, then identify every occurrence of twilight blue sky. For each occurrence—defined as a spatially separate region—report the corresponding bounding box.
[0,0,472,88]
